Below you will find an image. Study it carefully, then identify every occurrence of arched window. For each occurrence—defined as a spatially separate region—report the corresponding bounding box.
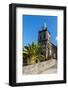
[43,34,45,39]
[40,35,42,40]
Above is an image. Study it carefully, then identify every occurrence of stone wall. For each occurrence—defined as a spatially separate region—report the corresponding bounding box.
[23,59,57,74]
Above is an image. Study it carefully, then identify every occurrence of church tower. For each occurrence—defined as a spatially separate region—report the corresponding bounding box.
[38,22,52,59]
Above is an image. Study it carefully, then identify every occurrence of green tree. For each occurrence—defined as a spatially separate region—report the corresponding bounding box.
[23,42,45,65]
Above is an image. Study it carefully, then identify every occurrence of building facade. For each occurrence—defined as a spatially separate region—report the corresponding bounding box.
[38,23,57,59]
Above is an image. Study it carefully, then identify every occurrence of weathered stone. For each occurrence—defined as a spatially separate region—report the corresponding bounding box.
[23,59,57,74]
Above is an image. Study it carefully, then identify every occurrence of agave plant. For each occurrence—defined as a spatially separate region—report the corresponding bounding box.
[23,42,45,65]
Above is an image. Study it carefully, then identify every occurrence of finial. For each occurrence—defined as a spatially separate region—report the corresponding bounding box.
[43,22,47,30]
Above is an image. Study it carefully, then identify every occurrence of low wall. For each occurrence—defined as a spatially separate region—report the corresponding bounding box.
[23,59,57,74]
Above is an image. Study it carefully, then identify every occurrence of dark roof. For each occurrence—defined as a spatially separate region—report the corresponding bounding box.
[38,27,51,35]
[51,42,57,48]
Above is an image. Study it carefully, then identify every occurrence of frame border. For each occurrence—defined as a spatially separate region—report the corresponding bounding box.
[9,3,66,86]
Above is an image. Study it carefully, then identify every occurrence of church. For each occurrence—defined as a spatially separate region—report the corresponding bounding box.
[38,23,57,59]
[23,22,57,66]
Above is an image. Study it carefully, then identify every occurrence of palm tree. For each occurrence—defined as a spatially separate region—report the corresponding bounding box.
[23,42,45,65]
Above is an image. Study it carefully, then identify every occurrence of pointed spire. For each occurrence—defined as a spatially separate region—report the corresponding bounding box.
[43,22,47,30]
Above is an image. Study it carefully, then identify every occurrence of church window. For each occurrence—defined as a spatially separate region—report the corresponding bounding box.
[40,35,42,40]
[43,34,45,39]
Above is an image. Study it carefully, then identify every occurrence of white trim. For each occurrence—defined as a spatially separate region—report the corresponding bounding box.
[16,7,64,83]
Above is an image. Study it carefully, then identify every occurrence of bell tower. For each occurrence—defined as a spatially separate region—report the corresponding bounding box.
[38,22,52,59]
[38,22,50,47]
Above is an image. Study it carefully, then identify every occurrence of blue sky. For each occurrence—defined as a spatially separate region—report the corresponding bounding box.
[23,15,57,46]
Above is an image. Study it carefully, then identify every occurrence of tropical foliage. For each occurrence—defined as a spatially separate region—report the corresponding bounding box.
[23,42,46,65]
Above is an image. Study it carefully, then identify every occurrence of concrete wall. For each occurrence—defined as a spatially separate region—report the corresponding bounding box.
[23,59,57,74]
